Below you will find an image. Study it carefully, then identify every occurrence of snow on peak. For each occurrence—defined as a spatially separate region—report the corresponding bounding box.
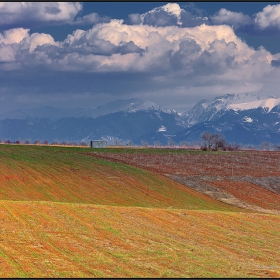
[183,93,280,126]
[198,93,280,113]
[127,100,174,114]
[228,97,280,113]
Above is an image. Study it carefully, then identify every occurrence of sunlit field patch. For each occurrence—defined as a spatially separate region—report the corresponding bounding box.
[0,201,280,278]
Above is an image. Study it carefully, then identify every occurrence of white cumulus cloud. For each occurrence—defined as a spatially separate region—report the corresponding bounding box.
[255,4,280,29]
[211,8,252,27]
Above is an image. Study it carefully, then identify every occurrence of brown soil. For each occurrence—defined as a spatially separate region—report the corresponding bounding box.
[86,150,280,213]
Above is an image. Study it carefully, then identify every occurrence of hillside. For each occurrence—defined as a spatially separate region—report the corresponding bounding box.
[89,148,280,213]
[1,200,280,278]
[0,144,235,211]
[1,144,280,277]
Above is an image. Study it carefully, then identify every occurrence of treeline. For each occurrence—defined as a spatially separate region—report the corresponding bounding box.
[1,133,280,151]
[0,139,88,146]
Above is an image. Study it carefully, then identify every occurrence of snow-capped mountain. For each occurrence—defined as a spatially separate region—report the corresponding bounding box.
[0,94,279,146]
[178,93,280,145]
[0,98,177,121]
[183,93,280,126]
[0,98,184,145]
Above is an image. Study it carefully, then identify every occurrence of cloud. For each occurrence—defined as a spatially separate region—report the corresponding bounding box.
[0,2,82,30]
[0,20,268,77]
[142,3,183,26]
[210,8,252,28]
[72,13,110,25]
[255,4,280,30]
[0,5,279,113]
[127,3,208,27]
[0,27,29,44]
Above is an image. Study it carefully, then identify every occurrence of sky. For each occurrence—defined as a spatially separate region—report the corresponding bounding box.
[1,2,280,114]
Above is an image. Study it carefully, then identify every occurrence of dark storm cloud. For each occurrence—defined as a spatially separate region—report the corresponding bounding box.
[71,13,111,26]
[44,5,61,16]
[180,11,209,27]
[170,39,201,71]
[169,38,237,76]
[34,40,145,58]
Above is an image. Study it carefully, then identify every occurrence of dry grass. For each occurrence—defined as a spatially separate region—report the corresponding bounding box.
[1,200,280,278]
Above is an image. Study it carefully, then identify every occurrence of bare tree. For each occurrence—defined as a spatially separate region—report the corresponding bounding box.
[167,139,175,147]
[273,144,280,151]
[213,135,226,150]
[179,141,188,148]
[260,142,270,151]
[201,131,215,149]
[141,140,148,147]
[154,141,160,147]
[201,132,226,150]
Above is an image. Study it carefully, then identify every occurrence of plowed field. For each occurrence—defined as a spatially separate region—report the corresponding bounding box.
[1,145,280,277]
[89,149,280,212]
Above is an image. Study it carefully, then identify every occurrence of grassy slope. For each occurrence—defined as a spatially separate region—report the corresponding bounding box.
[0,144,238,211]
[1,145,280,277]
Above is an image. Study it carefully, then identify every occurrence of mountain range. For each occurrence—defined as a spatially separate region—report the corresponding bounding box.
[0,93,279,146]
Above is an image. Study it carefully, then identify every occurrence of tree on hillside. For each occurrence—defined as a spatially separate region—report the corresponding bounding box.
[201,131,227,150]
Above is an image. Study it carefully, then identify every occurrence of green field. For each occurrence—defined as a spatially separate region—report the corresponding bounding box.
[0,144,280,277]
